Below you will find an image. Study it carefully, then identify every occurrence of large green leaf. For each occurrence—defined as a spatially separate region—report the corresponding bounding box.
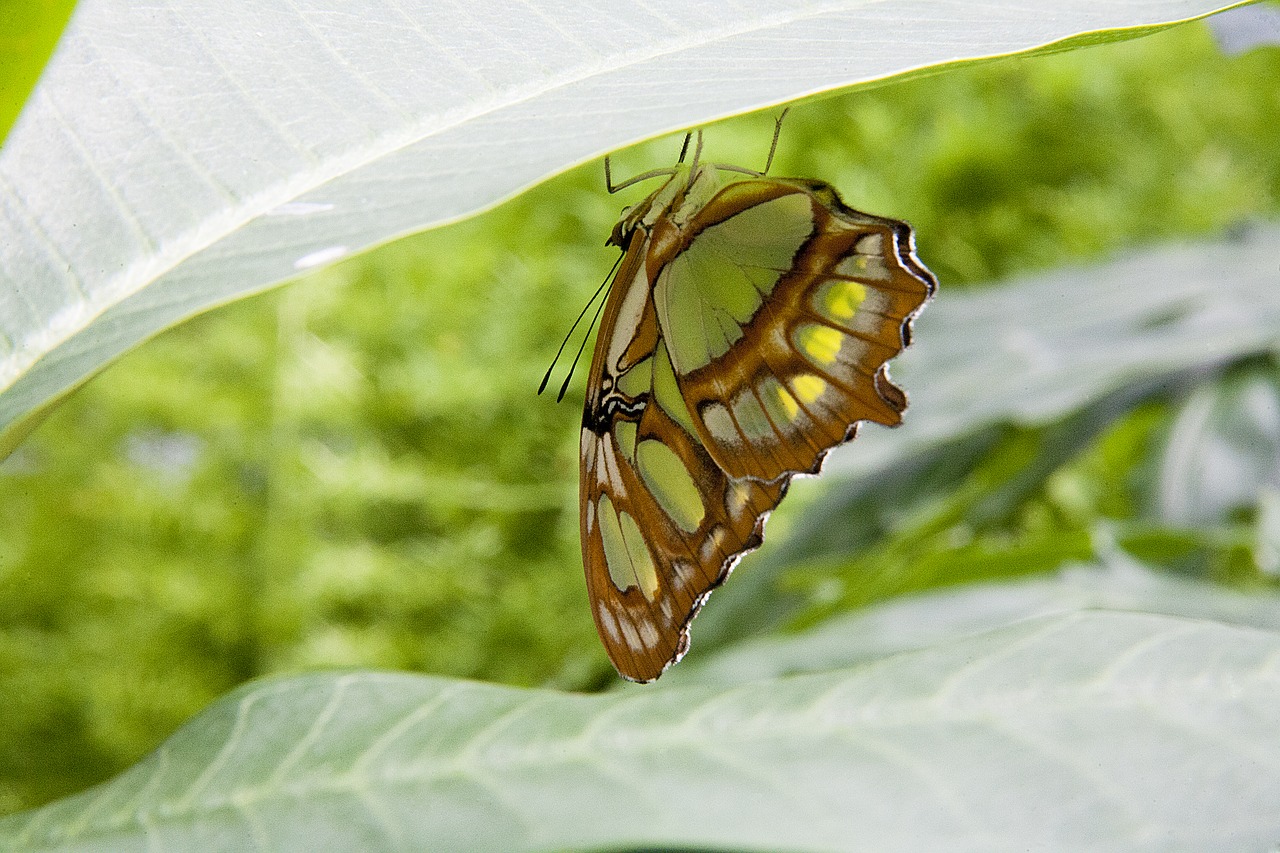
[675,557,1280,684]
[2,609,1277,852]
[0,0,1252,453]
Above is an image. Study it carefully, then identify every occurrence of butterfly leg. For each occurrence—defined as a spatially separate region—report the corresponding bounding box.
[707,108,790,179]
[760,107,789,176]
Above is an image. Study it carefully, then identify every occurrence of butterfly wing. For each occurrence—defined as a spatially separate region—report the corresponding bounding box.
[652,177,936,481]
[581,174,934,682]
[580,227,786,682]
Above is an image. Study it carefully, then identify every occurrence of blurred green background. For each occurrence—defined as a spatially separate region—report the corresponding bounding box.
[1,19,1278,815]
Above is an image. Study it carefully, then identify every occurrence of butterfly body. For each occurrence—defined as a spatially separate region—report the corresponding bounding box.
[580,159,935,682]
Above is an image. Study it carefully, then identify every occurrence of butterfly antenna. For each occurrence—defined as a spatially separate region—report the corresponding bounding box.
[539,253,622,396]
[557,275,613,402]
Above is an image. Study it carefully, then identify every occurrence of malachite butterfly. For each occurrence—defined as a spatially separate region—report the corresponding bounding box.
[577,119,936,682]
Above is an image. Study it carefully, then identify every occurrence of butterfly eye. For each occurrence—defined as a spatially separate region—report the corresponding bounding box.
[607,217,632,249]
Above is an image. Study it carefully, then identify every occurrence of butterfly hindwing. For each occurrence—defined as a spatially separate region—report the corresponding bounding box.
[580,370,785,681]
[580,226,787,681]
[581,162,935,682]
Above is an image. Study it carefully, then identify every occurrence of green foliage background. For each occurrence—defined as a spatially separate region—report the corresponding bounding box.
[0,0,80,145]
[1,20,1278,814]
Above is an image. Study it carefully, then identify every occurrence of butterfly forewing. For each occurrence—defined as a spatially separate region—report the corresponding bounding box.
[581,163,935,682]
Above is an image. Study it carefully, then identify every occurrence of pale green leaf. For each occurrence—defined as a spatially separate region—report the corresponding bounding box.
[1155,363,1280,525]
[3,611,1279,852]
[675,556,1280,684]
[0,0,1252,451]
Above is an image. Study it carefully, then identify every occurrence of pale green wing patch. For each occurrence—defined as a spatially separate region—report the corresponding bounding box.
[656,192,814,375]
[691,192,815,282]
[635,439,706,533]
[652,341,700,439]
[598,493,660,600]
[616,357,652,397]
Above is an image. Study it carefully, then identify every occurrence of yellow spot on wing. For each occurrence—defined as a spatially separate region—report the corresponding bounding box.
[792,374,827,405]
[771,381,799,420]
[817,279,867,321]
[795,323,844,365]
[725,479,755,521]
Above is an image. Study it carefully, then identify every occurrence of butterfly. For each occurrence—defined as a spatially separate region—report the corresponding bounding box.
[573,117,935,682]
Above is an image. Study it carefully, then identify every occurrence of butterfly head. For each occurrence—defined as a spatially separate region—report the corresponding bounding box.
[607,207,639,250]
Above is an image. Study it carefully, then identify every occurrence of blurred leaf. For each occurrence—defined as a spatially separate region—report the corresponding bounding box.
[1209,2,1280,53]
[696,392,1137,649]
[4,611,1280,852]
[673,556,1280,684]
[0,0,1254,453]
[0,0,78,145]
[1154,360,1280,525]
[1257,486,1280,577]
